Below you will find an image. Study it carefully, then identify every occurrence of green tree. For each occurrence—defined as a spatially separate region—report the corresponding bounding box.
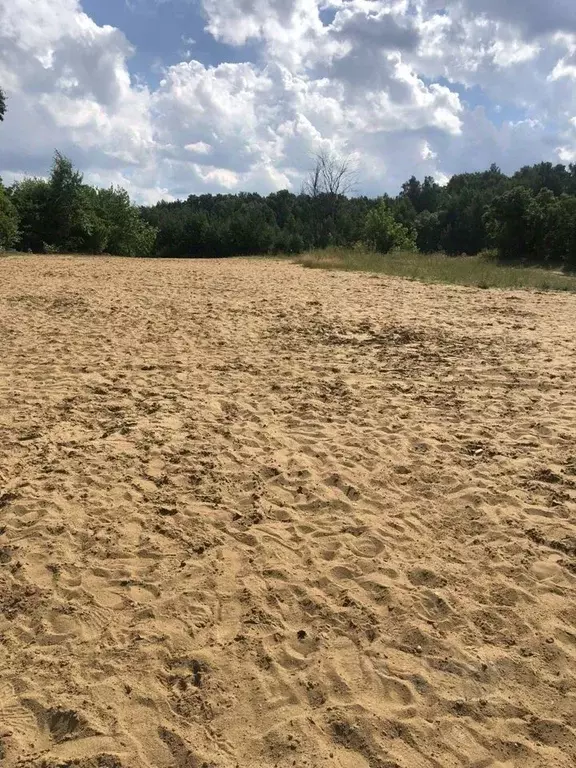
[94,186,157,256]
[485,185,576,268]
[10,178,51,251]
[45,151,89,251]
[531,191,576,267]
[225,202,277,255]
[484,186,537,261]
[513,162,571,196]
[437,166,509,255]
[10,154,156,256]
[363,201,417,253]
[389,195,417,230]
[400,176,422,212]
[415,210,442,253]
[400,175,442,214]
[0,181,19,249]
[420,176,442,213]
[554,196,576,269]
[8,151,575,264]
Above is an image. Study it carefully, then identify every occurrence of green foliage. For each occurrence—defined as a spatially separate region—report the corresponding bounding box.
[363,202,416,253]
[140,191,376,257]
[484,186,535,260]
[9,152,157,256]
[415,210,442,253]
[438,165,509,255]
[512,162,576,196]
[44,151,89,251]
[400,175,441,214]
[485,185,576,267]
[10,178,50,252]
[388,195,417,230]
[5,150,576,268]
[92,186,157,256]
[0,182,19,249]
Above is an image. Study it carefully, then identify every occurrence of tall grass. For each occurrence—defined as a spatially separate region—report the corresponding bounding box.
[290,248,576,291]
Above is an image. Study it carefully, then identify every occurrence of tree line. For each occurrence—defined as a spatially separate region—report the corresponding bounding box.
[136,159,576,269]
[0,151,156,257]
[1,88,576,267]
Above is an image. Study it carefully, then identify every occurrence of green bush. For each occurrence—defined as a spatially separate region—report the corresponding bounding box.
[0,183,19,250]
[485,185,576,268]
[10,177,51,252]
[9,153,157,257]
[363,201,417,253]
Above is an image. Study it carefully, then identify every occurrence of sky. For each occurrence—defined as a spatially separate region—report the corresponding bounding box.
[0,0,575,203]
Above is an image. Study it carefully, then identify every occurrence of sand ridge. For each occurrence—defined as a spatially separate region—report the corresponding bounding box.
[0,255,575,767]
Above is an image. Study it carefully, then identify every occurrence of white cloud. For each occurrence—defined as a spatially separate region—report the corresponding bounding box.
[458,0,576,38]
[549,36,576,81]
[557,116,576,164]
[0,0,575,203]
[199,0,327,68]
[185,141,212,155]
[0,0,153,183]
[195,165,239,189]
[421,140,437,161]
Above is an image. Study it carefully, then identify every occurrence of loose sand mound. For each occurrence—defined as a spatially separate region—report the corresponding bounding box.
[0,255,575,768]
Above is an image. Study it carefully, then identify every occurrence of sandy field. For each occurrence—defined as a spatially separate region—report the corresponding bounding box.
[0,255,575,768]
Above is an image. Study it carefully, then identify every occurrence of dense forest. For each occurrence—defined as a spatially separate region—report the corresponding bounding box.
[140,160,576,268]
[1,86,576,267]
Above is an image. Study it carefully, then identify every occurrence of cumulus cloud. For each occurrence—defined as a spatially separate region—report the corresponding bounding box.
[185,142,212,155]
[199,0,327,68]
[0,0,575,202]
[0,0,154,189]
[458,0,576,38]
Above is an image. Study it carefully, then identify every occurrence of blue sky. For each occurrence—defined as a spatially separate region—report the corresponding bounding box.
[82,0,257,83]
[1,0,575,202]
[82,0,525,123]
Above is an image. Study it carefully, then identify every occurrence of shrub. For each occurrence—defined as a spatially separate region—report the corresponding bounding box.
[363,202,417,253]
[0,184,19,250]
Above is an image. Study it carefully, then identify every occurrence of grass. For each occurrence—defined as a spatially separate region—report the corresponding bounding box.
[288,248,576,292]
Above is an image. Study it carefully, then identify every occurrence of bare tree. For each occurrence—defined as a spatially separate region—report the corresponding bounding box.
[302,149,358,198]
[302,154,323,198]
[302,149,359,246]
[0,88,6,122]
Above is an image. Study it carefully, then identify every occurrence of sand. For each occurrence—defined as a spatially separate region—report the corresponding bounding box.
[0,254,575,768]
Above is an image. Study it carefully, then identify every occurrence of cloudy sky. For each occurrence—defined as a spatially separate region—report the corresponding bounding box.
[0,0,575,203]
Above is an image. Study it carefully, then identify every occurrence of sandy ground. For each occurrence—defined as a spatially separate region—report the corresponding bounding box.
[0,255,575,768]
